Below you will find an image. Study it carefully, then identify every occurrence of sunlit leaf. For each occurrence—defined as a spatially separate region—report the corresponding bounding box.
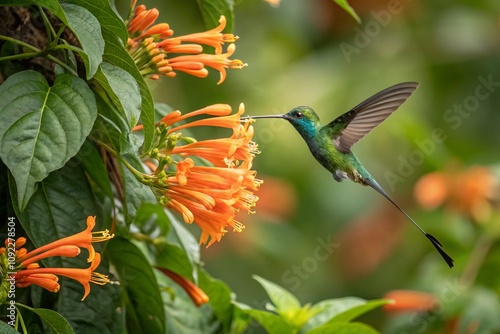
[308,322,379,334]
[253,275,301,314]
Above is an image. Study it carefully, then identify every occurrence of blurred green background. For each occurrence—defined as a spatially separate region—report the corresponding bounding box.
[123,0,500,332]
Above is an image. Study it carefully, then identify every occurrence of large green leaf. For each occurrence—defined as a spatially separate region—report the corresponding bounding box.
[253,275,301,314]
[0,70,97,211]
[9,162,120,333]
[106,238,166,334]
[61,3,104,79]
[16,304,75,334]
[94,63,141,129]
[67,0,154,150]
[66,0,128,43]
[196,0,234,32]
[308,322,379,334]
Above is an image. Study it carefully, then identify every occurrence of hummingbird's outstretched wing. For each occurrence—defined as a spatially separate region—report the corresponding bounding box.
[327,82,419,153]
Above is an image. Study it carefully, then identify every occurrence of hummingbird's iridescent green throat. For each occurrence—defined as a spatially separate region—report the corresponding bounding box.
[244,82,454,268]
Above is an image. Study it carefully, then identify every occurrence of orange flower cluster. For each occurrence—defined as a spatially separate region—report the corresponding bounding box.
[0,217,115,301]
[414,165,497,222]
[137,104,261,246]
[127,3,246,83]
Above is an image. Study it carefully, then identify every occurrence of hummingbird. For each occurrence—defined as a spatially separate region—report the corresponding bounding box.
[243,82,454,268]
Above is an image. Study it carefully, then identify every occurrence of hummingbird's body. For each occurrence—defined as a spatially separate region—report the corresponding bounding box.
[244,82,454,268]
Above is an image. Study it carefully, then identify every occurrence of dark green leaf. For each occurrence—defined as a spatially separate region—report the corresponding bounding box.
[0,320,20,333]
[94,62,141,129]
[308,322,379,334]
[333,0,361,23]
[196,0,234,32]
[16,304,75,334]
[253,275,301,314]
[61,3,104,79]
[0,70,97,210]
[135,202,171,236]
[121,156,156,224]
[76,140,113,198]
[156,243,194,280]
[106,238,166,334]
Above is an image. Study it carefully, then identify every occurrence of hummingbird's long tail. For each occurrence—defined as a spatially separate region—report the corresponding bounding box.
[362,177,454,268]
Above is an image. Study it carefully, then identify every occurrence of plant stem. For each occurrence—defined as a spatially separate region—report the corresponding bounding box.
[459,234,493,287]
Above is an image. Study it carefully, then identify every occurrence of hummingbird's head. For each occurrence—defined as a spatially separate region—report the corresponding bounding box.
[283,106,321,139]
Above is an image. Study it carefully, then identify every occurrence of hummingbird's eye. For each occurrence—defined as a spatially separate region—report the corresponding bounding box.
[295,112,303,118]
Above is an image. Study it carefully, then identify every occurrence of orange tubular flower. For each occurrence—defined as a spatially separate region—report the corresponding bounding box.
[162,16,238,54]
[168,44,247,84]
[126,2,246,82]
[14,254,111,301]
[157,268,209,307]
[384,290,439,313]
[17,216,113,263]
[0,217,115,301]
[142,103,262,246]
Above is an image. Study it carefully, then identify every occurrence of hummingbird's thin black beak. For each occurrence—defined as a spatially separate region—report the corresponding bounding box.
[240,114,286,120]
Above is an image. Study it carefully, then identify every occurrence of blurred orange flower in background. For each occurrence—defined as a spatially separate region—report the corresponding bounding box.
[384,290,439,313]
[414,165,497,222]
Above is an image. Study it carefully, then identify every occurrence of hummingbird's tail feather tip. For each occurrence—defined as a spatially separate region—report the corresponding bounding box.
[425,233,454,268]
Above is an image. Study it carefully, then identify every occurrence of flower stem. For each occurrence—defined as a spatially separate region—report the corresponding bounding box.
[459,234,493,287]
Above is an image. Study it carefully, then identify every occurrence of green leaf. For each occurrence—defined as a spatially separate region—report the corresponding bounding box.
[101,32,155,151]
[16,304,75,334]
[198,269,234,332]
[4,1,68,25]
[66,0,128,43]
[156,243,194,280]
[67,0,154,150]
[61,3,104,79]
[459,288,500,333]
[329,299,389,323]
[135,202,171,236]
[167,211,201,281]
[106,238,166,334]
[0,320,19,333]
[76,140,113,198]
[302,297,366,332]
[308,322,379,334]
[94,62,141,129]
[241,308,294,334]
[333,0,361,23]
[196,0,234,32]
[0,70,97,211]
[253,275,301,314]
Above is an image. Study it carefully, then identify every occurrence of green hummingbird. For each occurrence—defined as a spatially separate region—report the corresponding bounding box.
[243,82,454,268]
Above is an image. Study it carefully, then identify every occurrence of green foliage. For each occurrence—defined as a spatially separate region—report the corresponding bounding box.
[3,0,497,334]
